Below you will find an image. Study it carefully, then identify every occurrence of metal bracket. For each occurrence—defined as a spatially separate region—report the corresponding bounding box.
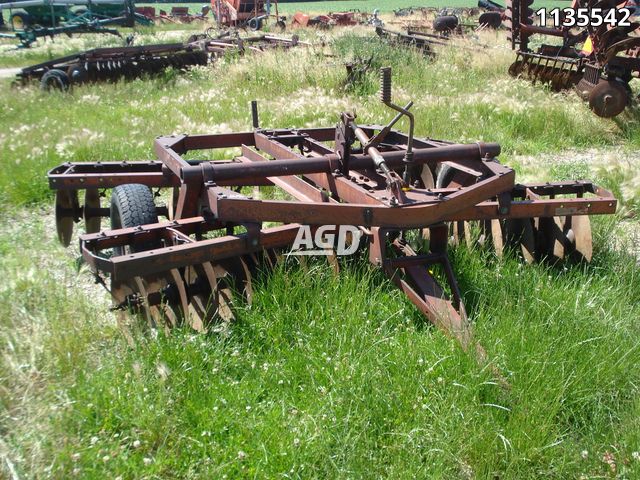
[335,112,355,175]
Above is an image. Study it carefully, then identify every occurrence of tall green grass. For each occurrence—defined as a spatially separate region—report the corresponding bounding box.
[0,213,638,478]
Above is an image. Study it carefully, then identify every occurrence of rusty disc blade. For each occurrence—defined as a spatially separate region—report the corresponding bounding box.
[216,286,235,324]
[55,189,78,247]
[420,164,435,189]
[508,60,523,77]
[167,187,179,220]
[118,273,180,331]
[588,80,629,118]
[327,251,340,274]
[169,268,190,320]
[490,219,506,258]
[565,215,593,262]
[183,262,221,332]
[212,263,236,323]
[537,216,565,263]
[219,256,253,304]
[148,273,182,330]
[111,279,135,309]
[84,188,102,234]
[263,248,281,271]
[133,276,158,330]
[504,218,536,264]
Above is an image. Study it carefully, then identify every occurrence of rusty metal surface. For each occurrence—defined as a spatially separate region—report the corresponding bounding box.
[48,68,617,367]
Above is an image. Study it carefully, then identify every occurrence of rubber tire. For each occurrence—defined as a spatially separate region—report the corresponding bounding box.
[67,64,88,84]
[40,69,70,91]
[433,15,458,32]
[435,163,457,189]
[11,11,30,30]
[478,11,501,29]
[110,184,159,254]
[248,17,262,30]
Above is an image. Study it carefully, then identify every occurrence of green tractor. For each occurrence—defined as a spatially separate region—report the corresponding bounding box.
[1,0,139,31]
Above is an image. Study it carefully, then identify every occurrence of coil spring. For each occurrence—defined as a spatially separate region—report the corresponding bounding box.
[380,67,392,103]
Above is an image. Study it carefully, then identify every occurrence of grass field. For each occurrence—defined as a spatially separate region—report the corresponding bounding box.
[1,20,640,479]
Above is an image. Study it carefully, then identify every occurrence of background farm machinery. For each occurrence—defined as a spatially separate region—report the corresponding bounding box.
[375,26,447,56]
[0,0,137,29]
[48,68,616,362]
[15,32,305,90]
[0,0,152,47]
[291,9,382,29]
[506,0,640,117]
[391,2,504,32]
[134,5,211,24]
[17,42,208,89]
[383,7,504,44]
[211,0,285,30]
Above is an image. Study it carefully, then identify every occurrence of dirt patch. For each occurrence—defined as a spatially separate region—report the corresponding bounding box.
[0,67,20,79]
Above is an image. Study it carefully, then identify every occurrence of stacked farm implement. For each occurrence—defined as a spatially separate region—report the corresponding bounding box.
[291,10,381,29]
[375,26,447,56]
[193,32,306,57]
[48,68,616,362]
[506,0,640,117]
[212,0,285,30]
[135,6,211,24]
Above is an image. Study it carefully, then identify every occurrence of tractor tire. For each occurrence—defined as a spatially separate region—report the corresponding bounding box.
[110,184,159,254]
[435,163,456,189]
[11,10,31,30]
[433,15,458,33]
[40,69,70,91]
[248,17,262,30]
[478,11,501,29]
[67,64,88,84]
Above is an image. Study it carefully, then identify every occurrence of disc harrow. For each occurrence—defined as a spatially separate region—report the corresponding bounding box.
[48,68,617,365]
[506,0,640,117]
[16,33,306,91]
[16,43,208,90]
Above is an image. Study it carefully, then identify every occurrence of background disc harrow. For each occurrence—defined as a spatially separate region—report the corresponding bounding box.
[17,33,306,90]
[81,50,208,83]
[508,52,583,91]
